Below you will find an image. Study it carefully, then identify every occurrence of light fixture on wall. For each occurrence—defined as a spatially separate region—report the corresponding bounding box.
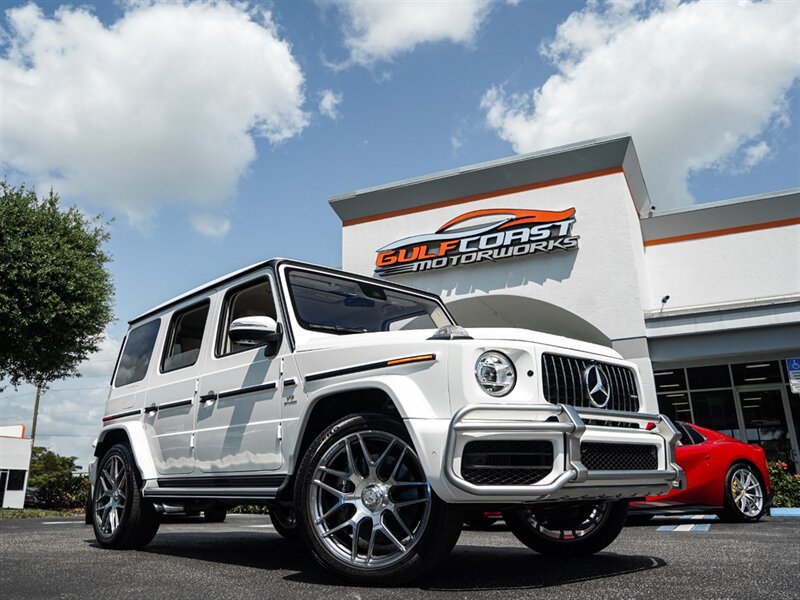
[659,295,670,315]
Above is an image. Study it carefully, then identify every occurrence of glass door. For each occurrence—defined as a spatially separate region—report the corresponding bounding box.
[736,387,796,467]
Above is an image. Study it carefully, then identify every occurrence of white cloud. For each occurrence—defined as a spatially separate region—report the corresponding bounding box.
[190,213,232,239]
[319,89,343,120]
[481,1,800,209]
[1,1,309,235]
[742,141,771,171]
[328,0,493,67]
[77,334,122,379]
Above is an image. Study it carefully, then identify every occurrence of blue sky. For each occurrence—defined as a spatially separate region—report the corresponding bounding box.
[1,0,798,467]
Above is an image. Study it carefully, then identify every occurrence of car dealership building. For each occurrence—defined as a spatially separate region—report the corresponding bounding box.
[329,135,800,468]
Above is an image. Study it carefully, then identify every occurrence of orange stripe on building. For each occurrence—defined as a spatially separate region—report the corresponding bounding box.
[341,167,624,227]
[644,217,800,247]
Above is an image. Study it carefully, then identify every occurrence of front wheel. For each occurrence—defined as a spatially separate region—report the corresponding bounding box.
[503,501,628,556]
[295,414,464,585]
[92,444,160,549]
[720,463,766,522]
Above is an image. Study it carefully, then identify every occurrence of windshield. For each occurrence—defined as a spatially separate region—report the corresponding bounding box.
[285,268,453,335]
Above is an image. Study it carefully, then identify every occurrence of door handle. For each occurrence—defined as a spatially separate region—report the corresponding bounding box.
[199,392,217,404]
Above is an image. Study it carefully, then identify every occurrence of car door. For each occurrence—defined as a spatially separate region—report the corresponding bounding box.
[194,272,285,473]
[143,300,212,476]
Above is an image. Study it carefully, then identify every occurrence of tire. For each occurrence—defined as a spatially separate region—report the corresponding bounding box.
[294,413,464,585]
[84,488,93,525]
[203,507,227,523]
[92,443,160,549]
[268,504,299,539]
[720,463,766,523]
[503,500,628,556]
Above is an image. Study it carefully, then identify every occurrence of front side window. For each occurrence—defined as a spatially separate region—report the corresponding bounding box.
[286,268,452,335]
[162,301,210,372]
[218,278,278,356]
[114,320,160,387]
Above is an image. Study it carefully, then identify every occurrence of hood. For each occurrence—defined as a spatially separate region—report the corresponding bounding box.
[294,326,620,359]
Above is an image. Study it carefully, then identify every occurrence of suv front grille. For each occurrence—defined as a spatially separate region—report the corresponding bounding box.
[541,353,641,419]
[581,443,658,471]
[461,440,553,486]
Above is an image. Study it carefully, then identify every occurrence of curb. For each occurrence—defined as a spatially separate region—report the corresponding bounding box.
[769,508,800,517]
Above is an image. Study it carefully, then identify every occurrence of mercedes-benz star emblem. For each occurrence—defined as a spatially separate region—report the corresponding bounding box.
[584,365,611,408]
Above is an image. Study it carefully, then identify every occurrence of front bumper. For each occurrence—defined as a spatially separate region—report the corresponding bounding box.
[441,403,685,502]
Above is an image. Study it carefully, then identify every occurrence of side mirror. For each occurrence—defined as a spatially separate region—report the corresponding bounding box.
[229,316,281,347]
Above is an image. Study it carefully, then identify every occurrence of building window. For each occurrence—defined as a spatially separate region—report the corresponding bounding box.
[657,392,692,423]
[690,390,740,440]
[686,365,731,390]
[6,470,26,491]
[654,369,687,393]
[731,361,783,386]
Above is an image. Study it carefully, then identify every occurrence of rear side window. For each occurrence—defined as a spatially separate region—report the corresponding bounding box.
[683,423,706,445]
[217,278,277,356]
[114,320,160,387]
[162,301,210,372]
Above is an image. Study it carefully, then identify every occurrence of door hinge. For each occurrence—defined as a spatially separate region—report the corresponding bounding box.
[277,422,283,441]
[190,433,195,449]
[280,357,285,378]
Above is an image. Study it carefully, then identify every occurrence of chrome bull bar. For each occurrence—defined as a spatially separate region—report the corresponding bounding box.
[443,403,686,497]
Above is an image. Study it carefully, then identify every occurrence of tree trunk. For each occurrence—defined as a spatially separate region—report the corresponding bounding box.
[31,381,43,443]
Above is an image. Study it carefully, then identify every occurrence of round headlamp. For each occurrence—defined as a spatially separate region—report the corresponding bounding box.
[474,351,516,397]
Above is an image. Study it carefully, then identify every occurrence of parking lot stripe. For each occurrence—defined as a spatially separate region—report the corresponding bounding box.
[656,523,711,532]
[42,521,81,525]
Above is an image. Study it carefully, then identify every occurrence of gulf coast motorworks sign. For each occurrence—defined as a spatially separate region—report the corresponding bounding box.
[374,208,579,277]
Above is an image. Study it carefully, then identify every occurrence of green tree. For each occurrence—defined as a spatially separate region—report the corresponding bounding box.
[27,446,88,509]
[0,182,114,437]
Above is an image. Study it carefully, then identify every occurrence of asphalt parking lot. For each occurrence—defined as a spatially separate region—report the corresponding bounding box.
[1,514,798,600]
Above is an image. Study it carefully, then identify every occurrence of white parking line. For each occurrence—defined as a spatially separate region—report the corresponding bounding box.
[42,521,81,525]
[248,524,275,529]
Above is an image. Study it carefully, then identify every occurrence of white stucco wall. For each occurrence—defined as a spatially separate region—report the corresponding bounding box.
[644,224,800,311]
[343,172,650,343]
[0,436,33,509]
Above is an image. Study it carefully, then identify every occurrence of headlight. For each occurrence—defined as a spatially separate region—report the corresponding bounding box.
[474,351,516,397]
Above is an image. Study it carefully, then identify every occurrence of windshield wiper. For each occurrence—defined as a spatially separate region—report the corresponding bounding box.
[305,323,368,334]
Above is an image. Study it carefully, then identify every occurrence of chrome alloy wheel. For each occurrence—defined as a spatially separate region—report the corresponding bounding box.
[731,467,764,517]
[94,455,127,536]
[308,430,432,569]
[527,502,611,541]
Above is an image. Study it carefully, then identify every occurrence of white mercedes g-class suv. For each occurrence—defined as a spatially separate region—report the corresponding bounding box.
[91,259,683,584]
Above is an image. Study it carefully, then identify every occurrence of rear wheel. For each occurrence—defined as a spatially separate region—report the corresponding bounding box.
[295,414,463,585]
[503,501,628,556]
[268,504,299,539]
[203,507,227,523]
[93,444,160,549]
[720,463,766,522]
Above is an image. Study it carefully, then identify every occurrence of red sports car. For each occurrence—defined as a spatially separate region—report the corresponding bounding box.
[629,421,771,522]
